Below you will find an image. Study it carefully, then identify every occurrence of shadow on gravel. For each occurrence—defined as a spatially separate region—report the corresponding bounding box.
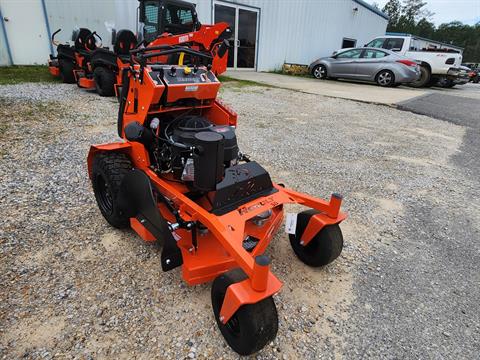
[346,199,480,358]
[399,92,480,179]
[397,93,480,129]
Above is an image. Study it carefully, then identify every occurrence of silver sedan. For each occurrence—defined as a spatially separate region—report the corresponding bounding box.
[308,47,421,87]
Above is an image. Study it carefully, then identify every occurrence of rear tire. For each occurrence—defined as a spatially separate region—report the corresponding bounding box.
[409,65,431,88]
[94,67,116,97]
[58,59,75,84]
[289,209,343,267]
[91,153,132,228]
[440,79,456,88]
[312,64,327,79]
[211,268,278,355]
[376,70,395,87]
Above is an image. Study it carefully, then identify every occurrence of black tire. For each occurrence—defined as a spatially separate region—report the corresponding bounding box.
[312,64,327,79]
[442,80,456,88]
[94,67,116,96]
[91,152,132,228]
[211,268,278,356]
[58,59,75,84]
[473,77,479,84]
[409,65,431,88]
[426,76,438,87]
[375,70,395,87]
[289,209,343,267]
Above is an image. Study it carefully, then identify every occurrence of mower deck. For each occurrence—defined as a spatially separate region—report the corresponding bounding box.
[77,75,96,89]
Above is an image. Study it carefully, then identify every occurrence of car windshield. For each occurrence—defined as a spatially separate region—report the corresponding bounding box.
[366,38,385,48]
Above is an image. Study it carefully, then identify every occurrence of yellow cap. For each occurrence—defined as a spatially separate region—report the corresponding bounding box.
[184,66,192,75]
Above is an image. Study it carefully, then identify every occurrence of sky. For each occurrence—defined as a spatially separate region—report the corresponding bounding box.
[373,0,480,26]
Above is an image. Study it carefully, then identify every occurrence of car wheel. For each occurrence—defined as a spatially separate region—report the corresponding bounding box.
[312,64,327,79]
[376,70,395,87]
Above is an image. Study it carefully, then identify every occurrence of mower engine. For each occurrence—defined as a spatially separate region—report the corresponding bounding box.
[169,116,239,191]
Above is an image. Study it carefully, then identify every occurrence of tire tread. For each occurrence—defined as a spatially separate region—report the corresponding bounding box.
[92,152,132,228]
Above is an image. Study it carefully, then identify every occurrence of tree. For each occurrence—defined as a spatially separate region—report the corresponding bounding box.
[396,0,434,35]
[416,18,435,38]
[401,0,433,23]
[382,0,402,31]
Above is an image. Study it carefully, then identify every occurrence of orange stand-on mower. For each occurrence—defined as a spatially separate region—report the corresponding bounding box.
[87,40,346,359]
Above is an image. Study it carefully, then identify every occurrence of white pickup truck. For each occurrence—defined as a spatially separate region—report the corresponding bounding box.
[365,34,465,87]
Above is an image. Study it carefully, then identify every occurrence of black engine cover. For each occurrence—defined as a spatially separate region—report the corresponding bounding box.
[211,161,277,215]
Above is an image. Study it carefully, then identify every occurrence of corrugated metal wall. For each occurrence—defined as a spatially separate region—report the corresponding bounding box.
[0,0,387,69]
[0,17,11,66]
[44,0,126,49]
[204,0,387,71]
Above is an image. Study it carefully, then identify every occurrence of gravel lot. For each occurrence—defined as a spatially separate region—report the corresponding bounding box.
[1,81,478,359]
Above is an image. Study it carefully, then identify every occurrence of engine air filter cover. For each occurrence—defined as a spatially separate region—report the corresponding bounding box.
[193,131,224,191]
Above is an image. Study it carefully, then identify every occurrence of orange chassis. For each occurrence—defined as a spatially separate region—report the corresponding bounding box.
[88,140,346,323]
[87,48,346,324]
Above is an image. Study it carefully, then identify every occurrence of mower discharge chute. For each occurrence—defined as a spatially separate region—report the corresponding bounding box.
[87,41,347,355]
[48,28,93,83]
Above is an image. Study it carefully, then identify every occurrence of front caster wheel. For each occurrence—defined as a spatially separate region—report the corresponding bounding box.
[211,268,278,356]
[289,209,343,267]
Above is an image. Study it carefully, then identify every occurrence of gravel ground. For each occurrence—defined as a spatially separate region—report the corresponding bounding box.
[1,82,478,359]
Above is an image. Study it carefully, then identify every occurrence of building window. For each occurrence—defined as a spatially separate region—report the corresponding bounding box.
[342,38,357,48]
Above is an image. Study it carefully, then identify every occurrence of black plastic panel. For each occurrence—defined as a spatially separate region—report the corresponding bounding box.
[211,162,277,215]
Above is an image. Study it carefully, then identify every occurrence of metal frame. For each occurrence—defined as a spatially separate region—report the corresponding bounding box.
[40,0,54,56]
[213,0,259,71]
[342,37,357,49]
[0,5,13,65]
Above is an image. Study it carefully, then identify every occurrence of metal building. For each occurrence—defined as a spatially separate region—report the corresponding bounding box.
[0,0,388,71]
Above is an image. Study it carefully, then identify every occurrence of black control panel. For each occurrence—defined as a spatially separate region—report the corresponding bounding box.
[148,65,218,86]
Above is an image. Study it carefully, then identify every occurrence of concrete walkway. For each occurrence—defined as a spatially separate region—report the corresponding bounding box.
[225,70,427,105]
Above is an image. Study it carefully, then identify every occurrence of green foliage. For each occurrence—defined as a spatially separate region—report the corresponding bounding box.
[382,0,480,62]
[382,0,402,30]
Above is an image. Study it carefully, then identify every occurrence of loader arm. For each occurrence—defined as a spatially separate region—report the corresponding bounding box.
[144,23,231,75]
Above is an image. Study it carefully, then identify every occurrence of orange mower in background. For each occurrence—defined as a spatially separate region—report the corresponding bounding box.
[87,36,347,354]
[48,28,95,83]
[75,0,231,97]
[74,29,138,96]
